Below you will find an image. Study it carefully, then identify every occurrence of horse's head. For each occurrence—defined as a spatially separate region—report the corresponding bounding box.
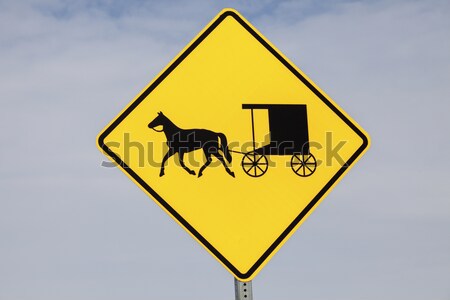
[148,112,167,132]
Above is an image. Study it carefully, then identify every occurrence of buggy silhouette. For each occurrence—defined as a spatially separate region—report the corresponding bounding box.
[237,104,317,177]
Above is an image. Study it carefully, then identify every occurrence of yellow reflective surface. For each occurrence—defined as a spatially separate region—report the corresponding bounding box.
[97,9,370,281]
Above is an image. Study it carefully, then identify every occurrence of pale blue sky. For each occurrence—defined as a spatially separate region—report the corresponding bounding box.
[1,0,449,299]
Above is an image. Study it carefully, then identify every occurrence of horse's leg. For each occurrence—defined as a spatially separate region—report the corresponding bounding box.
[160,149,175,177]
[198,152,212,178]
[213,153,235,178]
[179,151,196,176]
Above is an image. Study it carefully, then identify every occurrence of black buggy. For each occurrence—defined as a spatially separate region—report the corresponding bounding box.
[237,104,317,177]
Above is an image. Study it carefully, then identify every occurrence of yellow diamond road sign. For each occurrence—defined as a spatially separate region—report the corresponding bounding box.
[97,9,370,281]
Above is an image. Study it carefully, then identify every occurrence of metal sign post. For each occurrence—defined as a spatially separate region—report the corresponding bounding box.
[235,278,253,300]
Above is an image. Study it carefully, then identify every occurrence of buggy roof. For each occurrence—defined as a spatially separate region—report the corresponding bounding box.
[242,104,306,110]
[242,104,310,153]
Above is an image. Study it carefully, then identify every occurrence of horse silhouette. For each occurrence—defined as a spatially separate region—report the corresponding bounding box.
[148,112,235,178]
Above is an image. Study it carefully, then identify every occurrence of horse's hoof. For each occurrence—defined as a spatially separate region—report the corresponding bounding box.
[229,172,235,178]
[198,173,203,178]
[159,172,165,177]
[190,171,196,176]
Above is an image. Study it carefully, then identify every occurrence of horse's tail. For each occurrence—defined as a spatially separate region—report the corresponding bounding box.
[218,133,232,163]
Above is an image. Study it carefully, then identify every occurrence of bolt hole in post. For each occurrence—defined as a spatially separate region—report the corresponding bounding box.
[235,278,253,300]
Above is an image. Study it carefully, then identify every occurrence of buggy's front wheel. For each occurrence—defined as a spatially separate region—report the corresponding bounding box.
[241,151,268,177]
[291,153,317,177]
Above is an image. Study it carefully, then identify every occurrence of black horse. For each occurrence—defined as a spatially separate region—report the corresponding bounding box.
[148,112,235,178]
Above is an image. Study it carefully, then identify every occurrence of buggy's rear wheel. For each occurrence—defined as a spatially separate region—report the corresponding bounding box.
[291,153,317,177]
[242,151,268,177]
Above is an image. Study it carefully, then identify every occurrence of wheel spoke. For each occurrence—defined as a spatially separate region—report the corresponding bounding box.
[305,165,314,173]
[256,165,265,173]
[295,165,303,173]
[304,154,311,163]
[244,163,253,171]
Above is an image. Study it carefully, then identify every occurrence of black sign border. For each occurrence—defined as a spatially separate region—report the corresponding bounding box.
[98,10,369,280]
